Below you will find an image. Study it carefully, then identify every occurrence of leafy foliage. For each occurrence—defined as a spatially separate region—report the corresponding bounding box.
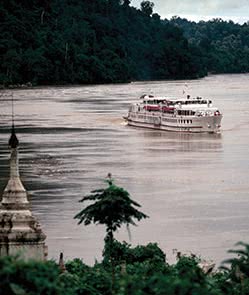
[74,177,148,290]
[103,239,165,265]
[1,243,249,294]
[0,256,62,295]
[170,17,249,74]
[74,178,148,237]
[220,242,249,295]
[113,248,218,295]
[65,259,112,295]
[0,0,215,86]
[140,1,154,17]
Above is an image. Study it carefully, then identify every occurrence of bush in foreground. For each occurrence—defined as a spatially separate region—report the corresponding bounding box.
[1,242,249,295]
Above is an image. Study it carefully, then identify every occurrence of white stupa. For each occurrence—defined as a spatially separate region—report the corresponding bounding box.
[0,126,47,260]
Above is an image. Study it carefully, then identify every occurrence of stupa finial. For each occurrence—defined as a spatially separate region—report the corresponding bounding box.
[8,94,19,148]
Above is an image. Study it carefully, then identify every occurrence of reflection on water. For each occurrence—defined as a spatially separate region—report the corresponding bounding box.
[0,74,249,265]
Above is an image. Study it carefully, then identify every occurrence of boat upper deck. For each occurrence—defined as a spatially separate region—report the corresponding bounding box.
[141,95,212,107]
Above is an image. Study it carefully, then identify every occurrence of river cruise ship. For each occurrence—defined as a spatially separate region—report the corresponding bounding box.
[125,94,222,133]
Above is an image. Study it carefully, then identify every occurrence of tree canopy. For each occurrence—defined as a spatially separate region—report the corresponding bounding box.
[170,17,249,74]
[74,176,148,238]
[74,176,148,290]
[0,2,248,86]
[1,242,249,295]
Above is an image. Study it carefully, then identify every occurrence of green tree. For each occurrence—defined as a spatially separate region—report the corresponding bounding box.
[140,0,154,17]
[0,256,63,295]
[74,174,148,289]
[103,240,166,268]
[74,175,148,244]
[65,259,112,295]
[221,242,249,295]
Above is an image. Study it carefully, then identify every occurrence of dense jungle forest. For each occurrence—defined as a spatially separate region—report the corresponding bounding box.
[0,0,249,86]
[1,241,249,295]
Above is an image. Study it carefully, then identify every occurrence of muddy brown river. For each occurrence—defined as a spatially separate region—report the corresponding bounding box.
[1,74,249,265]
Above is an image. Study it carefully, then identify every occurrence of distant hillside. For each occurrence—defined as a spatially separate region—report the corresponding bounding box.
[0,1,248,86]
[169,16,249,74]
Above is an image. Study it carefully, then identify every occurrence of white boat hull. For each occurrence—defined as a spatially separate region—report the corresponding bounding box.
[126,112,222,133]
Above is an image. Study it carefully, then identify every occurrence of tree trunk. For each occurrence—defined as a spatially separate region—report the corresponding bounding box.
[41,10,45,25]
[109,231,115,295]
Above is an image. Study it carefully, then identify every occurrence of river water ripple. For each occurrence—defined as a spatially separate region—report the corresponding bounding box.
[0,74,249,265]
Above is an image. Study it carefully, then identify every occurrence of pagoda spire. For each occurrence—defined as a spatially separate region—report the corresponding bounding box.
[0,111,47,260]
[1,117,28,208]
[8,126,21,181]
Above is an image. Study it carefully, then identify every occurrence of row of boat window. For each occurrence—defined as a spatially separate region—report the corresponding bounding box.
[145,110,197,116]
[134,114,193,124]
[179,119,193,124]
[145,109,197,116]
[131,114,193,125]
[142,100,211,105]
[138,111,196,116]
[177,110,196,116]
[176,100,211,105]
